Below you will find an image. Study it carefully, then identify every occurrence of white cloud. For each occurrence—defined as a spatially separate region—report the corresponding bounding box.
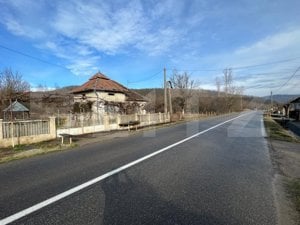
[172,28,300,96]
[234,29,300,60]
[51,1,144,54]
[1,0,299,96]
[0,0,192,75]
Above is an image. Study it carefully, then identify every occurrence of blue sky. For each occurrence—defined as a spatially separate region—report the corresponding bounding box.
[0,0,300,96]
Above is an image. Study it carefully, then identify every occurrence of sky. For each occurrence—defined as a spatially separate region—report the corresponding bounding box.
[0,0,300,96]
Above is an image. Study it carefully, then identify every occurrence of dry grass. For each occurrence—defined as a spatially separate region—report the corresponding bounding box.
[0,139,76,163]
[286,179,300,214]
[264,117,299,143]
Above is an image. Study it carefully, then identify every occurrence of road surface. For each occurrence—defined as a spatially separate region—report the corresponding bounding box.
[0,111,277,225]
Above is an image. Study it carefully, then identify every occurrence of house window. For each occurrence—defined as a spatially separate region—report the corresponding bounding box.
[108,93,115,96]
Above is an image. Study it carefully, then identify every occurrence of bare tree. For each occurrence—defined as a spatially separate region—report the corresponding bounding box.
[36,84,50,92]
[215,76,221,97]
[0,68,30,111]
[223,68,234,95]
[235,86,244,111]
[223,68,239,112]
[170,70,198,114]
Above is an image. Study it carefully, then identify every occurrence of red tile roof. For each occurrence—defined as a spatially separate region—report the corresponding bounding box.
[72,72,147,102]
[72,72,128,93]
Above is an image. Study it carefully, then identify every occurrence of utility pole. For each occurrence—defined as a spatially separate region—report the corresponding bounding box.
[94,77,100,123]
[168,81,173,115]
[9,98,15,148]
[240,95,243,111]
[164,68,168,114]
[270,91,273,112]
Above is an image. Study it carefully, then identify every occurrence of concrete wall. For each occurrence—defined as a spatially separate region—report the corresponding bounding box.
[57,113,170,137]
[0,113,170,147]
[0,117,56,148]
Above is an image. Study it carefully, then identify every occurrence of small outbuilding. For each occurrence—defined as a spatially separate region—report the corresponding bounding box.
[3,100,30,121]
[288,97,300,120]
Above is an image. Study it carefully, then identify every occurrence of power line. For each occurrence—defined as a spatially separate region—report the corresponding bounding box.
[167,68,221,72]
[274,66,300,93]
[167,56,300,72]
[127,70,162,84]
[0,44,68,70]
[230,57,300,70]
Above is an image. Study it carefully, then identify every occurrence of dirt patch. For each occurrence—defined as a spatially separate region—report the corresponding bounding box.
[270,140,300,179]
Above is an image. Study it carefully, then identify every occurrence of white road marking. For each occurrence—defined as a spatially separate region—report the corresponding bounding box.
[0,112,253,225]
[261,118,267,137]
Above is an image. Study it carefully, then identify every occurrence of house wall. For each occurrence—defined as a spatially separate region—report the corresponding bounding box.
[288,102,300,120]
[294,103,300,110]
[74,91,126,103]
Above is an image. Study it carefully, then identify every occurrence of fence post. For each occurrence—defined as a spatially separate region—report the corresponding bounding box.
[116,114,121,129]
[104,115,109,130]
[0,119,3,141]
[80,114,84,134]
[49,117,56,138]
[148,113,151,125]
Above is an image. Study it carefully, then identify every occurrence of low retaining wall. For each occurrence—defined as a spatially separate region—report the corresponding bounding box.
[57,113,170,137]
[0,117,56,148]
[0,134,56,148]
[0,113,171,147]
[288,122,300,137]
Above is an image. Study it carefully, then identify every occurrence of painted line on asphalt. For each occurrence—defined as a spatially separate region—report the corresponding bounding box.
[261,118,267,137]
[0,112,253,225]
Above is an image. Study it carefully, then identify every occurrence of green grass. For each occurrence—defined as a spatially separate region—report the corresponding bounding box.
[286,179,300,213]
[0,139,78,163]
[264,117,299,142]
[13,144,26,151]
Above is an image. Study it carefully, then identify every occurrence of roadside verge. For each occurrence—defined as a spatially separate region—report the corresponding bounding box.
[0,113,238,163]
[264,116,300,225]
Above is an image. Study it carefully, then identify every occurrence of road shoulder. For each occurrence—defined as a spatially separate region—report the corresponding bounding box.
[264,117,300,225]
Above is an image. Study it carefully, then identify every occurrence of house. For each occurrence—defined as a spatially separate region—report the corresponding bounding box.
[288,97,300,120]
[3,100,30,120]
[71,72,147,114]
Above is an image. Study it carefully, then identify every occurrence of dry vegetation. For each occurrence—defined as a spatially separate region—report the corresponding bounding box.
[264,116,300,223]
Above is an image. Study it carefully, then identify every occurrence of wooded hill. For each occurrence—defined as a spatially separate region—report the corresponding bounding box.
[134,88,267,114]
[1,86,270,119]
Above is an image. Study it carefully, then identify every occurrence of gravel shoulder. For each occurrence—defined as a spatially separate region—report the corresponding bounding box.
[265,117,300,225]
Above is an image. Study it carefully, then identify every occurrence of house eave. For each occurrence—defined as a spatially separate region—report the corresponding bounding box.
[72,89,125,94]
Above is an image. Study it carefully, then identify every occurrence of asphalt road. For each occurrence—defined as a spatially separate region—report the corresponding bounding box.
[0,111,277,225]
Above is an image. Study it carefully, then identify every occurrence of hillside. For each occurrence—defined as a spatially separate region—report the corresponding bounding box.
[6,86,273,119]
[262,95,300,104]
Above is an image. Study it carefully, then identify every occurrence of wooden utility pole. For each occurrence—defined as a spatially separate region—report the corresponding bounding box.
[164,68,168,114]
[168,82,173,115]
[270,91,273,111]
[9,98,15,147]
[240,95,243,111]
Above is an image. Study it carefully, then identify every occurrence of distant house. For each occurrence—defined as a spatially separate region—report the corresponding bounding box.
[71,72,147,114]
[288,97,300,120]
[3,100,30,120]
